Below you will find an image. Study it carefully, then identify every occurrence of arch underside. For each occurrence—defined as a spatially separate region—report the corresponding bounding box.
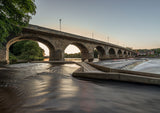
[118,50,123,58]
[95,46,105,59]
[109,48,116,58]
[7,36,55,62]
[124,51,127,57]
[70,43,90,61]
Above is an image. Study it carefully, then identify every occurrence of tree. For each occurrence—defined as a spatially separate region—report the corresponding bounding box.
[64,52,81,58]
[21,41,44,61]
[10,40,44,61]
[0,0,36,45]
[94,49,98,58]
[10,40,26,56]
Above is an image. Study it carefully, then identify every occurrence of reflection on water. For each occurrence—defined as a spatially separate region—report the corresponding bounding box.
[65,58,82,62]
[43,58,49,61]
[44,58,99,62]
[43,58,82,62]
[58,78,79,98]
[0,63,160,113]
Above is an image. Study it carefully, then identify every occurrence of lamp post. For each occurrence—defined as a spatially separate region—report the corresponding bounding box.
[59,19,62,31]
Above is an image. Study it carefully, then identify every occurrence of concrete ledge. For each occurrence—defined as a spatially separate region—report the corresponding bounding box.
[73,72,109,79]
[73,72,160,85]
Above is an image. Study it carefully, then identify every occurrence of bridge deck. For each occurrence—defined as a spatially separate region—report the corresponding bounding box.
[25,24,135,53]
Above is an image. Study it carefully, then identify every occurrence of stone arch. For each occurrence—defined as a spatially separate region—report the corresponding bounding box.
[124,51,127,58]
[64,42,90,61]
[94,46,105,60]
[6,34,55,63]
[128,52,131,56]
[109,48,116,58]
[117,49,123,58]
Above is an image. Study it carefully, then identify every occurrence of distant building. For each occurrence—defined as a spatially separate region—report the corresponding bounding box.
[148,51,154,55]
[137,50,154,56]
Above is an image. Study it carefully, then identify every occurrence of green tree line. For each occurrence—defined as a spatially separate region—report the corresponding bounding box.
[10,40,44,63]
[64,50,99,58]
[64,52,81,58]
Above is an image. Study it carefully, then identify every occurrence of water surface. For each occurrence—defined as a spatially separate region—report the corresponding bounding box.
[0,63,160,113]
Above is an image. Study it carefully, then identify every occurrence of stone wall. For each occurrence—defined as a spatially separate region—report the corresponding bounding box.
[0,48,7,64]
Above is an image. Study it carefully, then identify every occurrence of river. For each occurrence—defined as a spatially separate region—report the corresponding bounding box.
[0,59,160,113]
[131,58,160,74]
[96,58,160,74]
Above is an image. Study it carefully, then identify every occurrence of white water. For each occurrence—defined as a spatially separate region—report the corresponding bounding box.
[131,59,160,74]
[97,58,160,74]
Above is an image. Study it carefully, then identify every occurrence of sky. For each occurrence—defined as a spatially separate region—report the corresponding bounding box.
[30,0,160,55]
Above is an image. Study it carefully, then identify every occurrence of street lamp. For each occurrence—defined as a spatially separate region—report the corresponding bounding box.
[59,19,62,31]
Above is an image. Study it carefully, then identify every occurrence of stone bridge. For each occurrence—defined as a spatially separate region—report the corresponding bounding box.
[0,24,136,64]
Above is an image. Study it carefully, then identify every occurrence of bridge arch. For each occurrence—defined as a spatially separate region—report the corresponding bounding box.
[117,49,123,58]
[109,48,116,58]
[128,52,131,57]
[64,42,90,61]
[6,34,55,63]
[94,46,105,60]
[124,51,127,58]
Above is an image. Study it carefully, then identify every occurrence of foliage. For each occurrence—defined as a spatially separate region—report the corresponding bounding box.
[94,49,98,58]
[10,40,44,61]
[153,48,160,54]
[10,40,26,56]
[137,48,160,57]
[64,49,99,58]
[9,52,17,64]
[0,0,36,45]
[64,52,81,58]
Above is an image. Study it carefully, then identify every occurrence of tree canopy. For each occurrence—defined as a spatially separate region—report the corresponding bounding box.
[10,40,44,61]
[0,0,36,44]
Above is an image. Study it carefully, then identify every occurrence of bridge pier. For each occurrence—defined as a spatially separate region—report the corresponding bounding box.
[51,49,64,61]
[88,52,94,62]
[0,47,7,64]
[98,55,109,60]
[81,52,94,62]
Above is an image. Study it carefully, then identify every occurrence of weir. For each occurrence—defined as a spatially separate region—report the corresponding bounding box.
[73,62,160,85]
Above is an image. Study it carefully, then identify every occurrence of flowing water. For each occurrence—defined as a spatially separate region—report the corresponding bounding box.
[0,62,160,113]
[97,58,160,74]
[131,59,160,74]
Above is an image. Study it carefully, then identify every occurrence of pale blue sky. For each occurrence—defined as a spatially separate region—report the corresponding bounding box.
[31,0,160,54]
